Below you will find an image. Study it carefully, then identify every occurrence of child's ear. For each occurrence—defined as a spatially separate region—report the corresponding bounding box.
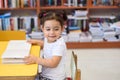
[41,25,44,32]
[61,26,65,32]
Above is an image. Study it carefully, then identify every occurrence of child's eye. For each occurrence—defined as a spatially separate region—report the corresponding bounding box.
[46,29,50,31]
[54,28,59,31]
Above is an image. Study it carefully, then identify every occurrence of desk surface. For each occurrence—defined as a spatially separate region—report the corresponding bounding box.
[0,41,40,77]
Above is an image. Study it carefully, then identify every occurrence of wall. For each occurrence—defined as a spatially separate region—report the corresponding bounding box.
[67,48,120,80]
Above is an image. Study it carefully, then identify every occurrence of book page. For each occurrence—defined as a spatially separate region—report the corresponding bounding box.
[2,40,31,58]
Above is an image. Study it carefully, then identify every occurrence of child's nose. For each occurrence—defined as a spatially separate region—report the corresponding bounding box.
[50,30,54,34]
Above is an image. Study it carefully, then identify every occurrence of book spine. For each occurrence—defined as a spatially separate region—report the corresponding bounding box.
[10,18,14,30]
[30,17,35,31]
[21,0,24,8]
[57,0,61,6]
[54,0,57,6]
[0,19,2,30]
[2,18,6,30]
[48,0,52,6]
[68,0,72,7]
[5,18,10,30]
[74,0,78,6]
[17,17,20,30]
[14,17,18,30]
[4,0,8,8]
[0,0,3,8]
[12,0,16,8]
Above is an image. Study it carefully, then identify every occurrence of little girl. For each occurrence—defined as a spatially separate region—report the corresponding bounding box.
[24,11,68,80]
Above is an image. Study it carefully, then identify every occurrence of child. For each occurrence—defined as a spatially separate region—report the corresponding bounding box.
[24,11,68,80]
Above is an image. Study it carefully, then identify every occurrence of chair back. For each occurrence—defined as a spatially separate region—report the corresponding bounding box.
[71,51,77,80]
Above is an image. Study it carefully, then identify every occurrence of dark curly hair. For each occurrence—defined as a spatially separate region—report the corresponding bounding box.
[38,11,68,27]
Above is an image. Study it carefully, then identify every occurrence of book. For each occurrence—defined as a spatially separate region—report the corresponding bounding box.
[96,0,113,6]
[79,31,92,42]
[2,40,31,64]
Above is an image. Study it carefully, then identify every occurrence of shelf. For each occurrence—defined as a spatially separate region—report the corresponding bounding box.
[66,41,120,49]
[90,6,119,9]
[40,6,87,10]
[0,7,37,10]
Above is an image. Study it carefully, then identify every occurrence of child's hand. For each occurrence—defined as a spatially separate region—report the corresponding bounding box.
[27,39,38,45]
[24,55,37,64]
[27,39,43,47]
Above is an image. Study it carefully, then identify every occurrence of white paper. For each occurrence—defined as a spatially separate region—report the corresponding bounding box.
[2,40,31,63]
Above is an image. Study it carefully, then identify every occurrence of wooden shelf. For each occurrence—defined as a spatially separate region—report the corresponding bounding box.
[0,7,37,10]
[90,6,119,9]
[40,6,87,10]
[66,41,120,49]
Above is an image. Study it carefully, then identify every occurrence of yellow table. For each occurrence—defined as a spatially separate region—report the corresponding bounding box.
[0,41,41,80]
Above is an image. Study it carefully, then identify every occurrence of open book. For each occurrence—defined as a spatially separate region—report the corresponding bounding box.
[2,40,31,64]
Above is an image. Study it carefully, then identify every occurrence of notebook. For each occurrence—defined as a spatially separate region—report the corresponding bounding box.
[2,40,31,64]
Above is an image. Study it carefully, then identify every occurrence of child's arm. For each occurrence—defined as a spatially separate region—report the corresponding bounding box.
[37,56,62,68]
[27,39,44,47]
[24,55,61,68]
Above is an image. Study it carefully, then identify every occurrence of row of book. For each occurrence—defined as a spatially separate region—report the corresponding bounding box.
[41,0,120,7]
[64,0,87,7]
[40,0,62,6]
[0,10,89,32]
[0,14,88,32]
[27,19,120,42]
[67,10,88,31]
[0,13,38,33]
[93,0,120,6]
[66,16,120,42]
[0,0,120,9]
[89,20,120,42]
[0,0,37,8]
[68,18,88,31]
[28,18,120,42]
[40,0,87,7]
[29,26,120,42]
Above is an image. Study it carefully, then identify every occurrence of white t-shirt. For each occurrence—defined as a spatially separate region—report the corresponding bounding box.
[41,37,67,80]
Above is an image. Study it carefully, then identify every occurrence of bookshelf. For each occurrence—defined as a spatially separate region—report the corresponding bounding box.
[0,0,120,49]
[66,42,120,49]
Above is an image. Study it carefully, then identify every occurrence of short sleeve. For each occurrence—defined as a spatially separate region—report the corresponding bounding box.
[52,43,65,56]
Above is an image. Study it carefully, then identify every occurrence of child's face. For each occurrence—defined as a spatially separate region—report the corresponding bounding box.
[42,20,64,43]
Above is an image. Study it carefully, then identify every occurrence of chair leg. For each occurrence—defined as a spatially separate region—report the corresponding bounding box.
[76,69,81,80]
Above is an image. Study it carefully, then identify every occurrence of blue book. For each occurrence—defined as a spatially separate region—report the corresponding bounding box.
[0,13,11,18]
[2,18,6,30]
[69,26,80,30]
[48,0,52,6]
